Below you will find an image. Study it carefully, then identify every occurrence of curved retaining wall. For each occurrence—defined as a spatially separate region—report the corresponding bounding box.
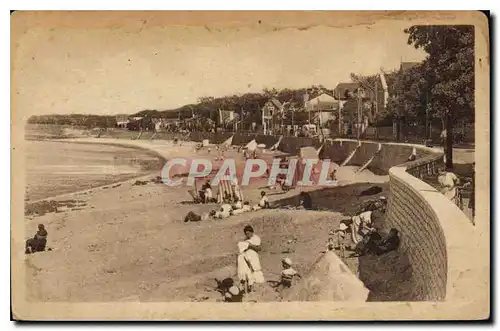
[386,154,448,300]
[385,154,479,301]
[330,139,476,301]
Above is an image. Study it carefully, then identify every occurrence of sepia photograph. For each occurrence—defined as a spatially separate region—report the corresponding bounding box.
[11,11,490,321]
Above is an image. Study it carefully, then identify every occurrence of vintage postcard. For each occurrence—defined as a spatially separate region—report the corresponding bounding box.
[11,11,490,321]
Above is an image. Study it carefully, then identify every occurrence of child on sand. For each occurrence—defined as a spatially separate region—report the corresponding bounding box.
[253,191,270,210]
[242,201,252,212]
[224,285,244,302]
[274,258,301,293]
[335,223,349,258]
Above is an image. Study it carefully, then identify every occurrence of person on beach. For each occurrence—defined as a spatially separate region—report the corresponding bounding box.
[329,169,337,181]
[464,162,475,219]
[237,225,264,293]
[184,210,215,222]
[242,201,252,212]
[25,224,48,254]
[438,168,460,203]
[234,198,243,210]
[334,223,349,258]
[350,211,375,245]
[259,191,270,208]
[371,228,400,256]
[354,231,383,257]
[215,203,232,219]
[199,180,212,203]
[231,198,245,215]
[325,237,336,252]
[273,258,301,293]
[299,191,313,210]
[253,191,270,210]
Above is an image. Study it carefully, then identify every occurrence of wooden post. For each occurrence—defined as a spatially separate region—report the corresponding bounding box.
[338,100,342,137]
[375,78,379,120]
[357,89,362,139]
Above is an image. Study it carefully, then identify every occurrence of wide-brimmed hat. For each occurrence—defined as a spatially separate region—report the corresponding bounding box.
[339,223,348,231]
[282,257,292,266]
[379,196,387,200]
[228,285,240,296]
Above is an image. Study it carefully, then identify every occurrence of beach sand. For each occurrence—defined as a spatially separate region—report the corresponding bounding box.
[21,139,391,302]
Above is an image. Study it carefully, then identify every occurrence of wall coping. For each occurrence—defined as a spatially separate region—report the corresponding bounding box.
[332,138,442,154]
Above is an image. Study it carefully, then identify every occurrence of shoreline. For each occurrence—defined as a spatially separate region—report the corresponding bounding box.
[25,138,170,204]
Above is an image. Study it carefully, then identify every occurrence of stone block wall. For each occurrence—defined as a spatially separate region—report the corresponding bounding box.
[384,168,448,300]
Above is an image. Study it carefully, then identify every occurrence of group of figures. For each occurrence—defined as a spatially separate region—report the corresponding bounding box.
[330,196,400,259]
[218,225,302,303]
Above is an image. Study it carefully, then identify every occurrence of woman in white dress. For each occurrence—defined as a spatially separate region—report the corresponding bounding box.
[237,225,265,292]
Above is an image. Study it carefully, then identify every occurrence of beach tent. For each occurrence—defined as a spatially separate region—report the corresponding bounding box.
[269,136,283,151]
[299,146,319,159]
[221,135,234,146]
[217,179,244,203]
[245,139,258,151]
[316,144,324,156]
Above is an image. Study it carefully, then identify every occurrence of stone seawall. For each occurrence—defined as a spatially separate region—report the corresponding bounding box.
[385,152,480,301]
[385,159,448,300]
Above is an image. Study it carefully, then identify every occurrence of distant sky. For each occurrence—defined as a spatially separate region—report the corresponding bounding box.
[13,19,427,116]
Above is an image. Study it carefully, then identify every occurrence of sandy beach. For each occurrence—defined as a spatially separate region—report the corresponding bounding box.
[22,138,390,302]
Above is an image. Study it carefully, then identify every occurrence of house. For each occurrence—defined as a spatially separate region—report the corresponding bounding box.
[219,110,236,125]
[261,98,283,133]
[261,98,283,118]
[305,93,337,110]
[115,114,130,128]
[334,76,390,124]
[304,93,340,126]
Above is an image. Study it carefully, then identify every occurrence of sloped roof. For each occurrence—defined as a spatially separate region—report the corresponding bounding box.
[245,139,258,151]
[270,98,283,109]
[306,93,339,110]
[307,93,336,104]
